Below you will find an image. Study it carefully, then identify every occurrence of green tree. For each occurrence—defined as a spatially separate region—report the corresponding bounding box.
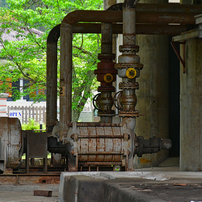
[0,0,102,121]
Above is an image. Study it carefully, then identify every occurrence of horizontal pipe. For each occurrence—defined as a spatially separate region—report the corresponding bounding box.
[77,135,124,138]
[63,10,199,25]
[109,3,202,13]
[50,23,189,35]
[67,122,121,127]
[78,152,124,155]
[62,10,122,24]
[136,24,189,35]
[80,162,122,165]
[136,3,202,13]
[60,7,200,132]
[136,12,196,24]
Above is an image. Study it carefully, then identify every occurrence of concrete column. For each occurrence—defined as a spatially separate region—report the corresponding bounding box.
[180,39,202,171]
[134,0,169,168]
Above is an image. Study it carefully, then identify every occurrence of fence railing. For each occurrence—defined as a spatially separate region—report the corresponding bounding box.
[7,105,92,124]
[7,106,46,124]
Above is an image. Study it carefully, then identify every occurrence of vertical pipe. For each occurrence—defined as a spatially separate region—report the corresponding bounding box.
[123,6,136,46]
[101,23,113,54]
[46,38,58,133]
[60,23,72,139]
[115,1,139,170]
[100,23,115,123]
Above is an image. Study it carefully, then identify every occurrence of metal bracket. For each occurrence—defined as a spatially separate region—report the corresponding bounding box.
[170,41,186,73]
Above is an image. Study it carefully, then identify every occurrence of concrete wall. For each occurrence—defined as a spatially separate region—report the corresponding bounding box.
[134,0,169,168]
[180,38,202,171]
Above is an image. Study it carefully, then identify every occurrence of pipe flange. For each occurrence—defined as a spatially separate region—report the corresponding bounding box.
[115,63,143,70]
[98,53,116,60]
[119,82,139,89]
[98,86,115,92]
[119,45,139,53]
[119,110,139,117]
[98,111,115,117]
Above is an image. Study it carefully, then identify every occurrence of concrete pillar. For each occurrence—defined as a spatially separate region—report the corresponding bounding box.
[180,38,202,171]
[134,0,169,168]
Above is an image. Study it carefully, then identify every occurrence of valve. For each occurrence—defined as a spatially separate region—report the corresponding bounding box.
[104,73,113,83]
[126,68,137,79]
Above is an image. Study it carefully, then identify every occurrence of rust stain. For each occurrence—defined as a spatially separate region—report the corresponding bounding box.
[37,176,60,184]
[173,183,187,186]
[140,158,153,164]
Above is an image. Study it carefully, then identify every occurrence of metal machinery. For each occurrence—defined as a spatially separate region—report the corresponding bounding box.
[1,1,202,173]
[47,0,172,172]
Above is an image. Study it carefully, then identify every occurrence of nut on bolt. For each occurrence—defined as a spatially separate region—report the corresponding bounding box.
[126,68,137,79]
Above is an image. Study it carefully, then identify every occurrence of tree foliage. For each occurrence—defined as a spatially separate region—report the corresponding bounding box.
[0,0,102,121]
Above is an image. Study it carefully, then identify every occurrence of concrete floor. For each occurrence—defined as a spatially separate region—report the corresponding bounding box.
[0,184,59,202]
[2,158,202,202]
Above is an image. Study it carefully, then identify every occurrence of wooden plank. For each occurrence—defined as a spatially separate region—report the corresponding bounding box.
[21,106,24,124]
[25,106,28,124]
[43,106,46,124]
[32,106,34,120]
[39,106,41,123]
[36,106,38,123]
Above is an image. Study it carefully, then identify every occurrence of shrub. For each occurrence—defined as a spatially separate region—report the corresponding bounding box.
[22,118,45,131]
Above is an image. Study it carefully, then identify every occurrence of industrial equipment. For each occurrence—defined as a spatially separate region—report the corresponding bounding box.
[4,0,202,173]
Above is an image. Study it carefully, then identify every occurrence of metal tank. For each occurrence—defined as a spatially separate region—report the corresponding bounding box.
[0,117,23,173]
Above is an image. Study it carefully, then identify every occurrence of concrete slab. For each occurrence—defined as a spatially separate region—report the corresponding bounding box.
[59,171,202,202]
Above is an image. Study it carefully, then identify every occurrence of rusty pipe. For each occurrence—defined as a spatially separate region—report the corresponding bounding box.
[124,0,136,8]
[123,7,136,46]
[110,3,202,13]
[101,23,113,54]
[136,3,202,13]
[46,24,60,133]
[47,23,188,132]
[137,12,196,24]
[74,23,188,35]
[60,10,124,133]
[99,23,115,123]
[49,6,198,134]
[62,10,122,25]
[62,10,197,25]
[50,23,188,35]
